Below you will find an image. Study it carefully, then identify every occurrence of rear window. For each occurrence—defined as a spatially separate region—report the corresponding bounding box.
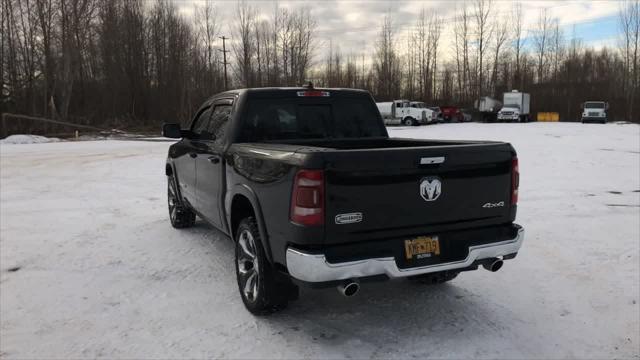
[239,97,386,142]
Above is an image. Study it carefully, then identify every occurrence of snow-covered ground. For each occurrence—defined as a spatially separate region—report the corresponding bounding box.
[1,123,639,359]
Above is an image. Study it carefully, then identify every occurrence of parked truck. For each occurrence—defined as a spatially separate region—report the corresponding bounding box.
[410,101,439,124]
[440,106,464,122]
[581,101,608,124]
[475,96,502,122]
[376,100,430,126]
[498,90,531,123]
[162,85,524,315]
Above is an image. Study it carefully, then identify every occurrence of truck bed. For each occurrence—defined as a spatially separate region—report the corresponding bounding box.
[232,137,516,249]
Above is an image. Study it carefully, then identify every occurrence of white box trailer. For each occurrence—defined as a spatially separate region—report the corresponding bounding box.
[474,96,502,122]
[376,100,430,126]
[498,90,531,122]
[476,97,502,113]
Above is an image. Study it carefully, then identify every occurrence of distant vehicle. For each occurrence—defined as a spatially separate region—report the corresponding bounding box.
[410,101,437,124]
[163,85,524,314]
[440,106,464,122]
[459,108,473,122]
[498,90,531,123]
[376,100,430,126]
[428,106,444,123]
[581,101,608,124]
[475,96,502,122]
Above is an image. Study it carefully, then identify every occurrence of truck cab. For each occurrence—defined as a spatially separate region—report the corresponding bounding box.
[581,101,608,124]
[498,90,531,123]
[376,100,430,126]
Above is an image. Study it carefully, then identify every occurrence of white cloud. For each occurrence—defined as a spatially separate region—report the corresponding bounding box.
[174,0,622,64]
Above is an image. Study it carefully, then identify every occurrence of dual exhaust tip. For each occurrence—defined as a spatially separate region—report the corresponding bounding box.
[337,258,503,297]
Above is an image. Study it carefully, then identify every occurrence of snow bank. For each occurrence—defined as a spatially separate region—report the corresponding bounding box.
[0,134,61,145]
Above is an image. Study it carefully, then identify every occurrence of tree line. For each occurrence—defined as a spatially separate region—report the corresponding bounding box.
[1,0,639,133]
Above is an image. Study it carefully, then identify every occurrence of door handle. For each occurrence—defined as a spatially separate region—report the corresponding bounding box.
[189,152,197,158]
[208,156,220,164]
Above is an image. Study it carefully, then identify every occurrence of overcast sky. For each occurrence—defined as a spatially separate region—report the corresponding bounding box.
[175,0,622,63]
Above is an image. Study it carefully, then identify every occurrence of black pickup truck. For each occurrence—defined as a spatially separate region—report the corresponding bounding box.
[163,86,524,314]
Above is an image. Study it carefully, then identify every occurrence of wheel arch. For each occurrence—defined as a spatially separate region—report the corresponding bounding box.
[227,185,273,263]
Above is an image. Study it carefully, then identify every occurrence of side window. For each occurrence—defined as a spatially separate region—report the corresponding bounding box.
[208,104,232,145]
[191,107,213,135]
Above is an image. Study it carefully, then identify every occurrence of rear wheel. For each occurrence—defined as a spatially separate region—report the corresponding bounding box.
[167,176,195,228]
[408,271,459,285]
[235,217,290,315]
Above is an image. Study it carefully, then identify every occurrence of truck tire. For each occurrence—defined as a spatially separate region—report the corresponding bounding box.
[408,271,459,284]
[167,176,196,228]
[403,117,416,126]
[235,217,289,315]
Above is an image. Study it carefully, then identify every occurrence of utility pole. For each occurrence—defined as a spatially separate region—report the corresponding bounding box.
[218,36,230,90]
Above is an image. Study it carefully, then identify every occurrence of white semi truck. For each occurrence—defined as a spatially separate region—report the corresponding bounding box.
[581,101,608,124]
[376,100,430,126]
[498,90,531,122]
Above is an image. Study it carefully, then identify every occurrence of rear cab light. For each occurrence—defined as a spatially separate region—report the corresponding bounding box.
[511,157,519,205]
[290,169,324,226]
[297,91,330,97]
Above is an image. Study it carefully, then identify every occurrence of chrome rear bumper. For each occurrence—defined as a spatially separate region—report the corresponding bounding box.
[286,226,524,283]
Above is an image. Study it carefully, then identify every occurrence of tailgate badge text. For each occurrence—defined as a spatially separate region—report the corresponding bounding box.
[335,213,363,225]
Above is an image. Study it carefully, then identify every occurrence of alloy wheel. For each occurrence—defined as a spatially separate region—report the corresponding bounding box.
[237,229,260,303]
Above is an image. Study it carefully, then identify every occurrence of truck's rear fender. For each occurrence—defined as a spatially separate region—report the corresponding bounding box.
[226,144,328,265]
[225,184,274,263]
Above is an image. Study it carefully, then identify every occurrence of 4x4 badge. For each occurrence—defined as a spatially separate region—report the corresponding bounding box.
[420,177,442,201]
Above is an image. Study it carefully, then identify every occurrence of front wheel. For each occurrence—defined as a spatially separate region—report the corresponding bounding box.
[167,176,195,228]
[403,117,416,126]
[235,217,290,315]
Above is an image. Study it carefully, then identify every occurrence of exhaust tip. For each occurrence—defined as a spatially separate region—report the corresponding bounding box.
[338,281,360,297]
[483,258,504,272]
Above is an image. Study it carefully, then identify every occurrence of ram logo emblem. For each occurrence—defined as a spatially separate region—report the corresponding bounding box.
[420,177,442,202]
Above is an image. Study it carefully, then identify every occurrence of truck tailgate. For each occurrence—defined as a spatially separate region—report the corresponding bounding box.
[323,143,515,244]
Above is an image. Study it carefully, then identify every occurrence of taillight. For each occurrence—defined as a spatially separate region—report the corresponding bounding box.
[290,170,324,226]
[511,157,519,205]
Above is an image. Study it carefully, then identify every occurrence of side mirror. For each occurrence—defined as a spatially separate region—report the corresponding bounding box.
[606,102,610,110]
[580,103,584,110]
[162,123,182,139]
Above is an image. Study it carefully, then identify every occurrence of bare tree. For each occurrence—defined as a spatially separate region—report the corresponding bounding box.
[454,4,472,102]
[533,8,552,83]
[373,15,400,100]
[473,0,493,98]
[512,2,525,90]
[550,19,564,84]
[233,0,255,87]
[196,1,219,78]
[619,0,640,121]
[490,17,509,93]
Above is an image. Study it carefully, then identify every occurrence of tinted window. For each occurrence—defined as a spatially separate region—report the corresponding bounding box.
[240,97,385,142]
[207,104,232,145]
[191,107,212,135]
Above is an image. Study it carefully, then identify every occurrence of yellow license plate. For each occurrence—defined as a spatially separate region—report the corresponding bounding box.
[404,236,440,260]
